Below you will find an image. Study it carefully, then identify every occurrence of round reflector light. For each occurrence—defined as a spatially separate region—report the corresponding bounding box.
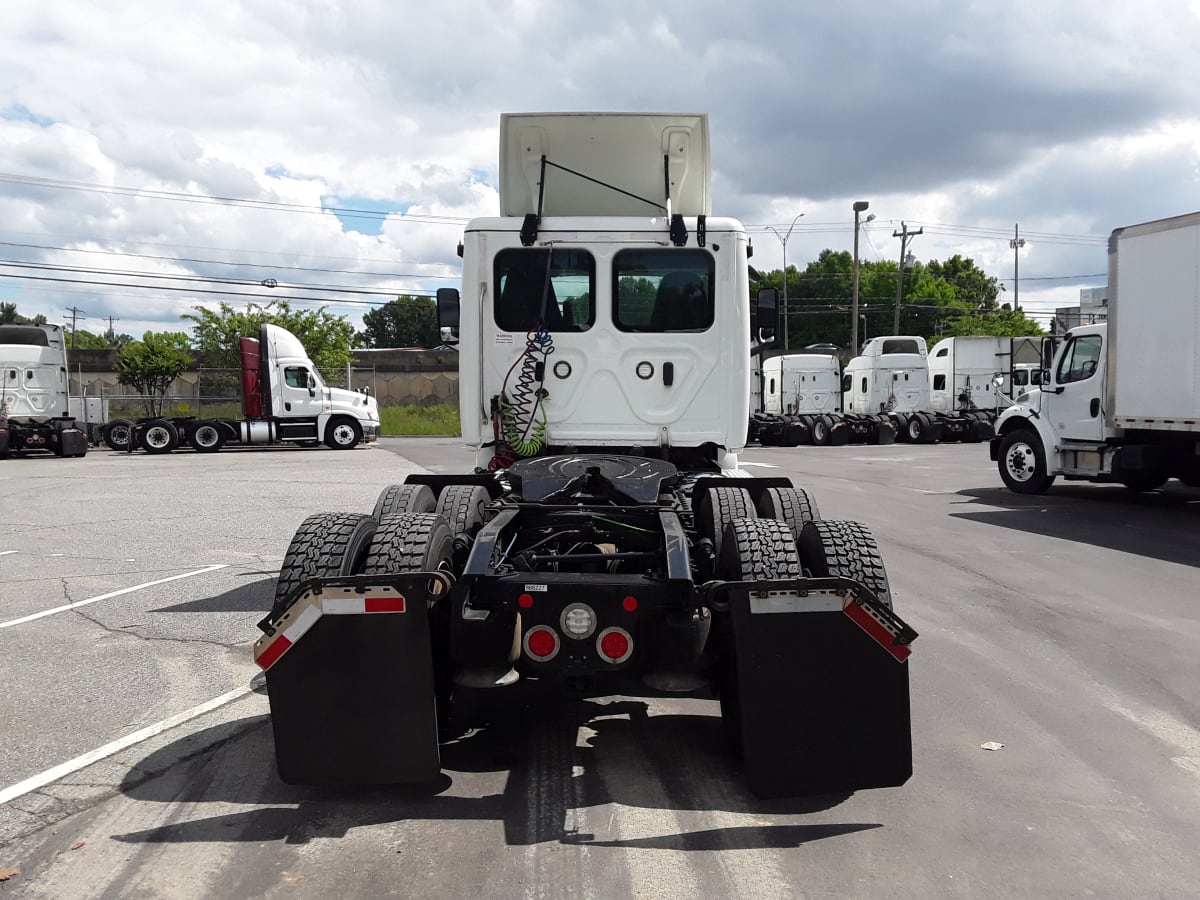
[518,593,534,609]
[622,595,638,612]
[597,627,633,664]
[560,603,596,639]
[524,626,559,660]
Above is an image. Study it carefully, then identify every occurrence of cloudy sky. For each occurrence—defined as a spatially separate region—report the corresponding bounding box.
[3,0,1200,341]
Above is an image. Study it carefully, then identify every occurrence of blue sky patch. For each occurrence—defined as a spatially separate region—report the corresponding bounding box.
[2,105,55,127]
[323,196,412,236]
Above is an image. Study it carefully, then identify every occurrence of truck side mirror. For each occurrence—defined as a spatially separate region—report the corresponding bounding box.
[307,373,316,396]
[755,287,778,345]
[436,288,460,343]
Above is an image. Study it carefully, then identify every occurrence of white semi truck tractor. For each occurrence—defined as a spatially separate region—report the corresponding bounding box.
[255,113,918,798]
[844,335,991,443]
[752,352,897,446]
[0,323,89,459]
[101,323,379,454]
[928,335,1042,421]
[992,211,1200,494]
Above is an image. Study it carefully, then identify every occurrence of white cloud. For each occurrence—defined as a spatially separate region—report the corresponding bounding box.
[1,0,1198,339]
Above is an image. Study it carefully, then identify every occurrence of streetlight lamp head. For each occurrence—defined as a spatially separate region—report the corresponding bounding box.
[865,213,876,223]
[853,200,870,213]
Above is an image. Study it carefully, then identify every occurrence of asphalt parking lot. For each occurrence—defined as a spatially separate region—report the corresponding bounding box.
[1,438,1197,899]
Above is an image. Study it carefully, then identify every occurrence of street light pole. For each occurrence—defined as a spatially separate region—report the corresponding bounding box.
[1010,223,1026,311]
[767,213,804,350]
[851,201,869,354]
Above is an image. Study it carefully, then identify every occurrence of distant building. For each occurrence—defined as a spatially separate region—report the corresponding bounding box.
[1054,286,1108,333]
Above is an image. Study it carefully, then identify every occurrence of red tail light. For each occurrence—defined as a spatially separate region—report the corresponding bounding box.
[524,625,559,661]
[597,627,633,664]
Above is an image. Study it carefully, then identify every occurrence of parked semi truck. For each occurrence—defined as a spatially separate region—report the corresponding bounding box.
[0,323,89,459]
[928,335,1041,419]
[844,336,991,443]
[993,211,1200,493]
[254,112,917,798]
[101,323,379,454]
[751,352,896,446]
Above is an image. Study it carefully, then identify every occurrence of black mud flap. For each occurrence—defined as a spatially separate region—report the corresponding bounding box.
[725,581,915,798]
[254,575,448,786]
[59,429,89,456]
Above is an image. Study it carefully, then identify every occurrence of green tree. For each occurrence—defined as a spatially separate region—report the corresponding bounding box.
[182,301,355,371]
[114,332,193,417]
[940,308,1045,338]
[65,329,111,350]
[358,295,439,348]
[0,302,47,326]
[925,255,1001,307]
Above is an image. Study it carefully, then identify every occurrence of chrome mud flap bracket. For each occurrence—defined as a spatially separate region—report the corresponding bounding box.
[712,578,917,798]
[254,573,452,786]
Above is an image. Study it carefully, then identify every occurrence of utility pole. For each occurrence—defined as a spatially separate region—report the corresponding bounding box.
[1009,224,1025,311]
[892,222,922,334]
[105,315,119,345]
[65,306,86,345]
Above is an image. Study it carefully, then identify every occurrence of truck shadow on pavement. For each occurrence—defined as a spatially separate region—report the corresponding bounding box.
[951,483,1200,568]
[111,698,876,850]
[150,576,276,614]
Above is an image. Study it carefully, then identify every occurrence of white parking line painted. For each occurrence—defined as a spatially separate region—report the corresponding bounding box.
[0,684,252,806]
[0,550,18,556]
[0,565,228,630]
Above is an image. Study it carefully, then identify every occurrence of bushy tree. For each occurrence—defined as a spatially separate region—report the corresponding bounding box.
[940,308,1045,337]
[761,249,1031,351]
[114,332,193,417]
[358,295,439,348]
[0,302,47,326]
[182,301,354,371]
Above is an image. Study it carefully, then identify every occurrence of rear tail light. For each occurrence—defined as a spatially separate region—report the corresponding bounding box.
[597,627,633,664]
[523,625,560,661]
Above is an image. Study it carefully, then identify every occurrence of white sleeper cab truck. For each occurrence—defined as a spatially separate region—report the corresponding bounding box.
[928,335,1042,421]
[993,211,1200,493]
[0,323,89,459]
[102,323,379,454]
[255,112,918,799]
[844,335,991,443]
[751,352,896,446]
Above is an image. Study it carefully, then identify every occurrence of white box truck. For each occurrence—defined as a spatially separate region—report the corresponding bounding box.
[992,211,1200,493]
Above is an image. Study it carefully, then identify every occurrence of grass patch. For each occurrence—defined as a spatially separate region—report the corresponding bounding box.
[380,403,461,436]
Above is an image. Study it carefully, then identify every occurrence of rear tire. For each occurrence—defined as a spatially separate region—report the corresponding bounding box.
[797,519,893,608]
[102,419,134,451]
[272,512,377,612]
[373,483,438,519]
[697,486,756,560]
[810,415,831,446]
[756,486,820,542]
[140,419,179,454]
[188,420,225,453]
[363,513,455,736]
[435,484,490,538]
[715,517,801,758]
[1120,470,1168,492]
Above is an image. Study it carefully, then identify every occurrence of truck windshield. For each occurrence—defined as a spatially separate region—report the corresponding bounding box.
[494,248,595,333]
[613,249,715,332]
